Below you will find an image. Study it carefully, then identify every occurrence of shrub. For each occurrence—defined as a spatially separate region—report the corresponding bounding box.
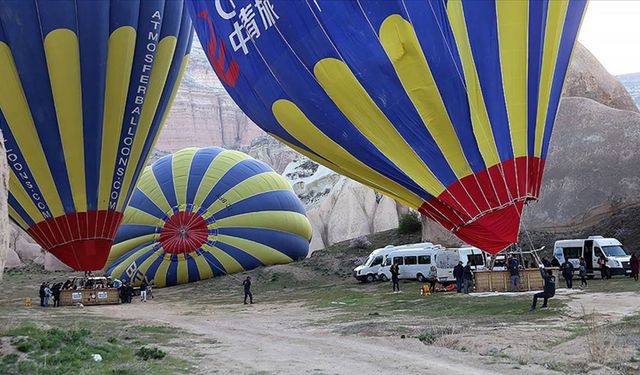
[135,347,166,361]
[349,236,371,249]
[398,213,421,234]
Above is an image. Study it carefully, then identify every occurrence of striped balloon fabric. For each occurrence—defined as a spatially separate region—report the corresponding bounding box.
[107,147,312,288]
[0,1,193,270]
[188,0,587,254]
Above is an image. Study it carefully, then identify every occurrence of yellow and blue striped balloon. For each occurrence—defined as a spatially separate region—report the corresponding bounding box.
[106,147,312,288]
[0,0,193,270]
[188,0,587,254]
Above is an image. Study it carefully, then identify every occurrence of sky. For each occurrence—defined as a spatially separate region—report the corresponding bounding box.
[578,1,640,76]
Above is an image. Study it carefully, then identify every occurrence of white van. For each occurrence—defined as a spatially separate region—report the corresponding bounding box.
[378,247,440,282]
[353,245,395,282]
[553,236,630,277]
[436,247,487,282]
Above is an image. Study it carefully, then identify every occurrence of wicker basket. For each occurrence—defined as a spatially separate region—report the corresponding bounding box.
[59,288,120,306]
[473,268,560,292]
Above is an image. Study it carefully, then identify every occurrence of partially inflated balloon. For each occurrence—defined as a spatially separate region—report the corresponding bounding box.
[0,0,193,270]
[106,147,311,287]
[188,0,587,254]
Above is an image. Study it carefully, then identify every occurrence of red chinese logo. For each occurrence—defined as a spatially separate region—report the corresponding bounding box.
[197,10,240,87]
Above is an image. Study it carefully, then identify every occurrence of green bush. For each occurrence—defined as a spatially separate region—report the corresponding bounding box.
[135,346,166,361]
[398,213,421,234]
[15,341,32,353]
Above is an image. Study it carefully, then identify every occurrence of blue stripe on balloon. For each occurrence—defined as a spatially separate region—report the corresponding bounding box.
[108,0,140,33]
[186,147,224,203]
[37,0,77,35]
[461,0,514,162]
[144,251,166,282]
[77,0,110,211]
[186,254,200,283]
[213,242,263,270]
[212,190,306,220]
[114,224,158,244]
[128,189,167,219]
[121,6,194,206]
[200,250,227,276]
[166,255,179,286]
[8,193,35,227]
[107,242,158,276]
[151,154,178,208]
[527,1,548,157]
[218,227,309,261]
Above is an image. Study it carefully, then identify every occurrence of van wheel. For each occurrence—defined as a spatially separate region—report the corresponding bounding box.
[417,274,426,282]
[380,275,388,282]
[365,274,375,283]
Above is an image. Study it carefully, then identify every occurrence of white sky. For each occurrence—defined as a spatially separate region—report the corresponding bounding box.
[578,0,640,75]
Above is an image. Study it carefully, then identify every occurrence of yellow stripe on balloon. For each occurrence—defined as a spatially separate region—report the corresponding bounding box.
[151,253,172,287]
[0,43,65,219]
[117,36,178,211]
[379,15,472,179]
[534,1,569,158]
[271,101,425,209]
[176,253,188,285]
[204,173,291,216]
[98,26,136,211]
[44,29,87,212]
[193,252,215,280]
[215,211,312,241]
[8,170,47,223]
[447,1,501,168]
[171,147,197,207]
[194,150,251,205]
[496,1,529,158]
[217,235,293,264]
[202,244,244,274]
[108,242,156,280]
[313,58,445,195]
[106,233,156,265]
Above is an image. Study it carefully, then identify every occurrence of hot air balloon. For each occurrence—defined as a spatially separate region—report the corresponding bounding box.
[106,147,312,287]
[187,0,587,254]
[0,1,194,270]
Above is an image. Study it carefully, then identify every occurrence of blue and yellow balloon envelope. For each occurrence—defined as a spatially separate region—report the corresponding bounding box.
[107,147,312,287]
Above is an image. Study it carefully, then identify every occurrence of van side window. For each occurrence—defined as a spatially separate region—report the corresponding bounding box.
[404,256,417,265]
[371,256,382,266]
[467,254,484,266]
[393,256,404,265]
[563,247,582,259]
[594,247,604,258]
[418,255,431,264]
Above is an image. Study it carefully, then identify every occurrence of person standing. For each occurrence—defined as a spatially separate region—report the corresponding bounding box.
[561,259,574,289]
[453,261,464,293]
[579,257,588,287]
[508,256,520,292]
[463,262,473,294]
[530,266,556,311]
[426,265,438,292]
[390,261,400,293]
[52,283,61,307]
[39,282,46,307]
[598,254,608,279]
[139,279,148,302]
[43,283,52,307]
[631,253,639,281]
[243,276,254,304]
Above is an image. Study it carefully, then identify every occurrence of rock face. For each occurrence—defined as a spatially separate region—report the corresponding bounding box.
[154,44,265,153]
[563,44,638,113]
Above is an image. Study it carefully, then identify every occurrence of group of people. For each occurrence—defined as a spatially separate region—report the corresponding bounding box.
[118,279,153,303]
[453,261,475,293]
[38,282,61,307]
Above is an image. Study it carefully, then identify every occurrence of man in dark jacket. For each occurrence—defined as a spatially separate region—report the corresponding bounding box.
[39,282,46,307]
[390,262,400,292]
[508,256,520,292]
[453,261,464,293]
[463,262,473,294]
[51,283,61,307]
[561,259,574,289]
[243,276,253,304]
[530,266,556,311]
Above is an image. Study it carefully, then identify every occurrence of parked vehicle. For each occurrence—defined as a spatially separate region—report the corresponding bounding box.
[436,247,487,283]
[553,236,630,277]
[377,245,442,282]
[353,245,395,282]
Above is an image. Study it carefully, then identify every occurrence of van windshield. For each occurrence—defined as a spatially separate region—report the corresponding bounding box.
[363,256,373,266]
[603,245,628,257]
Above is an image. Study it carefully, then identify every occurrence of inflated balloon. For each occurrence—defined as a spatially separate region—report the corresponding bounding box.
[188,0,587,254]
[0,1,193,270]
[106,147,312,287]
